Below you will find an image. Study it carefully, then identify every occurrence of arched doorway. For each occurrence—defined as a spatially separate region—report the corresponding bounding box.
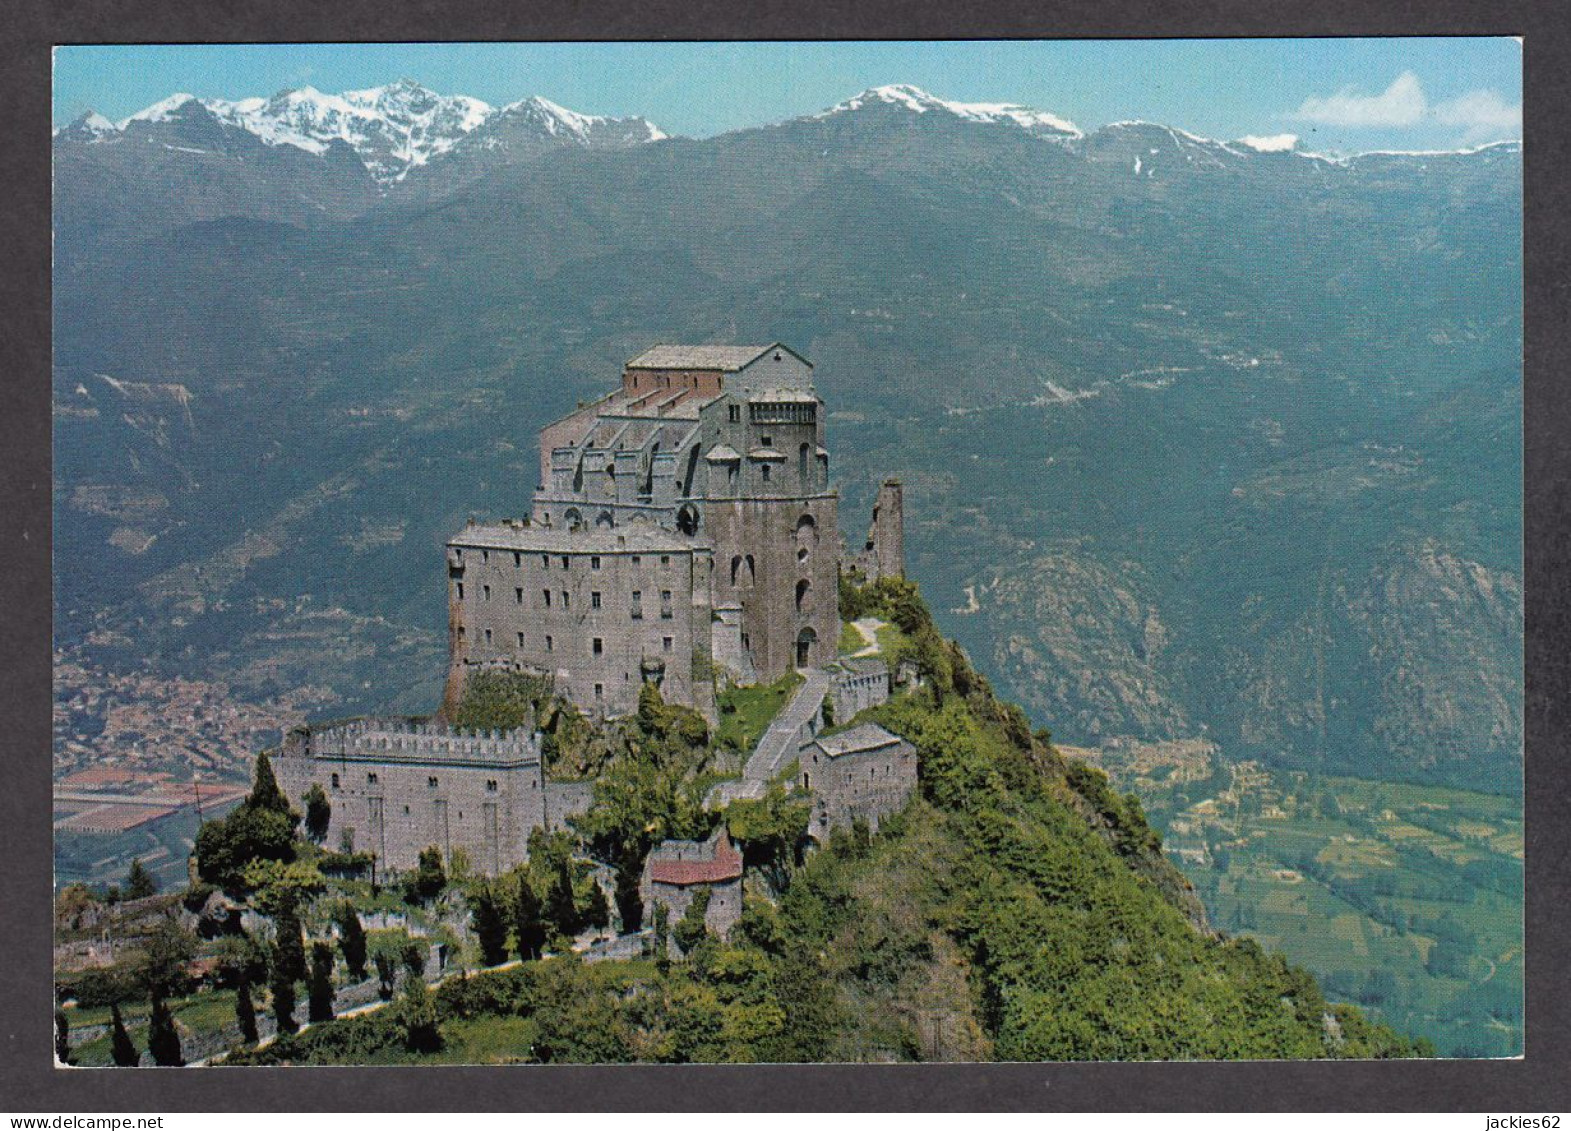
[796,626,817,668]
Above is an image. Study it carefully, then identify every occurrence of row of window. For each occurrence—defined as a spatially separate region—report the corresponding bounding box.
[458,623,677,655]
[455,582,675,615]
[332,773,510,792]
[454,548,675,570]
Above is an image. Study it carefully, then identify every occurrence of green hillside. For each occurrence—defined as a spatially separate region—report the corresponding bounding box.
[1074,741,1522,1056]
[219,579,1425,1065]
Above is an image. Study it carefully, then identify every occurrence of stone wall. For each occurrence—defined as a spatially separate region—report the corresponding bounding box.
[274,718,546,875]
[801,726,917,842]
[829,660,891,724]
[445,524,715,721]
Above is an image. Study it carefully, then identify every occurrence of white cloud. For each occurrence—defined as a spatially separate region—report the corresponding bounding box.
[1290,70,1520,143]
[1293,71,1427,127]
[1432,88,1522,141]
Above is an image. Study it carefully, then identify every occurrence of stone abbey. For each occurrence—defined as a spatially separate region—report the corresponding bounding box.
[277,344,914,881]
[441,343,902,720]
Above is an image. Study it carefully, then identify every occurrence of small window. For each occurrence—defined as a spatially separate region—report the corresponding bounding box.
[486,779,498,792]
[330,773,339,789]
[591,591,602,609]
[546,635,554,652]
[455,549,463,561]
[517,631,525,647]
[561,555,570,569]
[513,552,521,567]
[631,555,641,567]
[481,549,489,563]
[428,776,438,788]
[761,435,772,447]
[729,404,741,423]
[484,628,492,644]
[663,636,673,653]
[543,589,552,608]
[456,582,465,600]
[561,591,570,609]
[457,626,466,641]
[660,555,670,566]
[482,584,491,600]
[762,464,772,482]
[541,554,550,568]
[367,772,378,785]
[591,556,601,570]
[594,683,604,699]
[515,587,524,604]
[593,638,604,655]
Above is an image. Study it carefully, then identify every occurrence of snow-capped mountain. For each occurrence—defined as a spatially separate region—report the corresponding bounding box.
[817,84,1083,143]
[74,79,665,185]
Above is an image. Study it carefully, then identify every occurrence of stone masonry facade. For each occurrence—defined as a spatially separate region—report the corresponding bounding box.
[274,718,548,875]
[444,344,871,721]
[801,722,918,843]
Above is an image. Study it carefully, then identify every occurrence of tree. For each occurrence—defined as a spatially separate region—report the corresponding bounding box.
[514,874,546,961]
[584,879,611,933]
[302,783,331,844]
[544,854,580,943]
[54,1008,72,1066]
[248,750,294,819]
[109,1003,139,1067]
[146,996,184,1066]
[126,858,157,899]
[193,804,296,893]
[373,951,397,1001]
[399,976,442,1053]
[468,881,511,967]
[270,960,297,1035]
[613,856,644,933]
[334,902,368,980]
[403,845,447,903]
[274,904,306,985]
[136,917,197,1001]
[234,971,259,1044]
[308,941,336,1023]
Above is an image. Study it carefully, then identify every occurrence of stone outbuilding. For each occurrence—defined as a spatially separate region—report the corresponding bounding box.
[640,826,744,942]
[800,722,917,842]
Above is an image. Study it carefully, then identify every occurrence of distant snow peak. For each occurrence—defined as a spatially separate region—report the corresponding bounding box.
[824,83,1083,140]
[1237,133,1298,154]
[104,81,663,184]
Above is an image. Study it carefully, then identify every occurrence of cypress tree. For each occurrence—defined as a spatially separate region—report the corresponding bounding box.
[270,962,297,1035]
[275,904,306,983]
[146,996,184,1066]
[514,874,546,961]
[545,856,579,943]
[302,783,331,843]
[126,858,156,899]
[109,1002,139,1067]
[248,751,292,818]
[234,972,259,1043]
[335,902,368,980]
[469,882,509,967]
[308,941,336,1023]
[54,1008,71,1066]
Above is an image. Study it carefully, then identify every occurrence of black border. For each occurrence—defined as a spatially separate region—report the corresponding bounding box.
[5,0,1567,1112]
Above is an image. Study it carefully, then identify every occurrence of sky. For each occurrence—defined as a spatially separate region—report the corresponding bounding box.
[52,39,1522,154]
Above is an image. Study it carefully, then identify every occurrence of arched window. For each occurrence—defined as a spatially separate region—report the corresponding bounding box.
[677,504,700,536]
[799,442,811,483]
[595,510,614,529]
[563,507,583,531]
[796,578,811,611]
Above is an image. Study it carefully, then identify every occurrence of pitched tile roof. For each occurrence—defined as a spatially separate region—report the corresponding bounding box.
[647,828,743,886]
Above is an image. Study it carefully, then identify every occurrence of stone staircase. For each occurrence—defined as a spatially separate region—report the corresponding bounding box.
[707,668,831,806]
